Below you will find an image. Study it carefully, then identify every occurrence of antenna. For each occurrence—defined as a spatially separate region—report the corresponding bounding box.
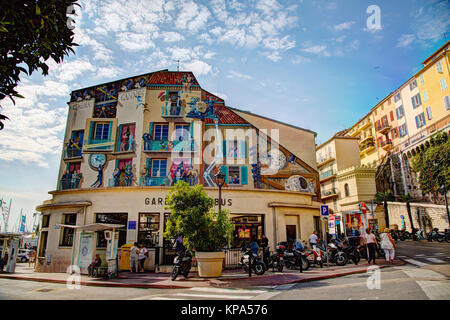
[173,59,180,72]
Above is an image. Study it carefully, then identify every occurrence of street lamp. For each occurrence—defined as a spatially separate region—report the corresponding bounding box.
[215,171,226,212]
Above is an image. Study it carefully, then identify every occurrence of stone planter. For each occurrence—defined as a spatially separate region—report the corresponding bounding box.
[195,251,225,277]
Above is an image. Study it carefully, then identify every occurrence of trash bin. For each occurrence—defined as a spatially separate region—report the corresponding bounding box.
[119,244,133,271]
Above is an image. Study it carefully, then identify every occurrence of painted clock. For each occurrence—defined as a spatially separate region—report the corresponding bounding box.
[267,149,287,170]
[89,154,106,169]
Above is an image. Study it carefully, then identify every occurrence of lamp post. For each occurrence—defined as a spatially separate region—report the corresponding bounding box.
[214,171,226,212]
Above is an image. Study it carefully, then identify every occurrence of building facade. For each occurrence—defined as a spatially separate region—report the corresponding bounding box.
[36,70,323,273]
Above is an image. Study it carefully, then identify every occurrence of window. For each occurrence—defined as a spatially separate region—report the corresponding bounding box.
[444,96,450,111]
[60,213,77,247]
[174,125,189,141]
[344,183,350,197]
[61,162,82,190]
[95,123,110,140]
[415,113,426,129]
[168,91,180,107]
[39,231,48,257]
[117,123,136,152]
[440,78,447,91]
[95,213,128,248]
[396,105,404,119]
[436,60,443,73]
[422,90,428,102]
[228,166,241,185]
[152,159,167,177]
[113,158,132,187]
[138,213,160,248]
[154,124,169,140]
[409,79,417,91]
[419,74,424,86]
[42,215,50,228]
[411,93,422,109]
[399,123,408,137]
[426,106,433,120]
[67,130,84,158]
[394,92,401,103]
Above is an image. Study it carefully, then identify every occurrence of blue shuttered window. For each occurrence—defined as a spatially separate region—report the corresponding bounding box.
[240,166,248,185]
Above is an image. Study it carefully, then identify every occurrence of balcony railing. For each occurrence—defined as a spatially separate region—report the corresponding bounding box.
[60,175,82,190]
[359,137,375,152]
[321,188,338,198]
[143,139,196,152]
[381,139,393,150]
[116,140,136,153]
[378,122,391,134]
[317,153,335,167]
[139,175,199,187]
[64,146,82,159]
[161,105,185,118]
[319,169,335,181]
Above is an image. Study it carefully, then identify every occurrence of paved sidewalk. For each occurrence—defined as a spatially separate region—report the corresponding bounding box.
[0,259,404,289]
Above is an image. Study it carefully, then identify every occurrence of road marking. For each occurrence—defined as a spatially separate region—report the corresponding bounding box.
[189,287,266,294]
[415,281,450,300]
[274,283,297,290]
[251,291,282,300]
[148,297,184,300]
[424,257,446,264]
[415,254,425,257]
[171,293,256,299]
[403,258,429,267]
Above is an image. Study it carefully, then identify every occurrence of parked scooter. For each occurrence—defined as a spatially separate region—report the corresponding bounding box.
[305,243,323,268]
[240,248,266,275]
[427,228,446,242]
[335,237,360,265]
[171,249,192,281]
[262,246,284,272]
[282,242,310,271]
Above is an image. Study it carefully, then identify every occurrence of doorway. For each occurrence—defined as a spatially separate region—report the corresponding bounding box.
[286,225,297,244]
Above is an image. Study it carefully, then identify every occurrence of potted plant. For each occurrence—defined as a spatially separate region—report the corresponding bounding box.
[164,181,234,277]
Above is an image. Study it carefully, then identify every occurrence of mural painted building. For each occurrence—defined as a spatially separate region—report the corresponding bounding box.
[35,69,323,274]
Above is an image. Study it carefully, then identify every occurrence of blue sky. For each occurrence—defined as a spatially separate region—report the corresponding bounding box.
[0,0,449,231]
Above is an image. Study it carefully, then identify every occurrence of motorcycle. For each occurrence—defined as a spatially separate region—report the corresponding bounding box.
[262,246,284,272]
[427,228,446,242]
[335,237,360,265]
[240,248,266,275]
[282,243,310,271]
[305,244,323,268]
[323,240,348,266]
[171,249,192,281]
[398,230,411,241]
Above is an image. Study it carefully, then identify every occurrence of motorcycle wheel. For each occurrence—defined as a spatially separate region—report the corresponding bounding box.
[171,266,179,281]
[437,236,444,243]
[301,256,310,271]
[254,262,266,275]
[183,266,191,278]
[353,251,360,265]
[446,235,450,243]
[336,252,348,266]
[400,236,405,241]
[277,263,283,272]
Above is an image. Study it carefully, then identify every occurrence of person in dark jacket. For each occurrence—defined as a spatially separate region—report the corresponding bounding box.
[88,254,102,277]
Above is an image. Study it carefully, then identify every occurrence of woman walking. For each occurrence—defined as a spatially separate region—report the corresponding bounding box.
[380,228,397,264]
[364,228,378,265]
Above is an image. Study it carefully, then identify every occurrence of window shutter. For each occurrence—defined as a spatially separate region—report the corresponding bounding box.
[415,116,420,129]
[149,122,154,140]
[223,140,227,158]
[88,122,95,144]
[240,166,248,185]
[107,121,112,141]
[189,122,194,139]
[411,97,416,108]
[444,96,450,110]
[220,166,228,183]
[117,125,123,151]
[240,140,247,158]
[390,111,394,121]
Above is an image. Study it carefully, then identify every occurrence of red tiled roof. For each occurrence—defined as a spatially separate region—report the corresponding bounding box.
[204,105,250,125]
[202,89,224,103]
[147,71,199,86]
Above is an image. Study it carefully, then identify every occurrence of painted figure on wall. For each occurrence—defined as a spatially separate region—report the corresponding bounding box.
[142,131,151,151]
[90,163,104,188]
[124,162,133,186]
[113,167,122,186]
[121,127,130,151]
[182,74,193,92]
[128,132,134,151]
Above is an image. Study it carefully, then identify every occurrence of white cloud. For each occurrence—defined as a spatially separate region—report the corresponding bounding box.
[396,34,416,48]
[49,58,96,82]
[301,44,327,55]
[226,71,252,80]
[182,60,212,76]
[175,1,210,32]
[333,21,355,31]
[292,55,311,64]
[160,31,185,42]
[116,32,155,51]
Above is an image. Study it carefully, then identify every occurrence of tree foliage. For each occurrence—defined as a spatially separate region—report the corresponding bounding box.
[410,132,450,201]
[163,181,234,252]
[0,0,79,130]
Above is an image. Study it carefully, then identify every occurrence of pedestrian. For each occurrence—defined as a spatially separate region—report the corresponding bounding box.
[309,230,319,248]
[129,242,140,272]
[260,234,269,248]
[380,228,396,264]
[138,244,148,273]
[250,236,259,255]
[28,250,36,268]
[364,228,378,265]
[88,254,102,277]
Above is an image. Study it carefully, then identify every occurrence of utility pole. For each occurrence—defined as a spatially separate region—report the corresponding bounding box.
[173,59,180,72]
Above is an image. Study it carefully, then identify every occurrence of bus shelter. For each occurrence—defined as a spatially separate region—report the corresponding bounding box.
[56,223,124,278]
[0,232,23,273]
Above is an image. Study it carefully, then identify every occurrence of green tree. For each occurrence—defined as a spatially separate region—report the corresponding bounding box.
[164,181,234,252]
[399,193,415,232]
[0,0,79,130]
[375,189,394,228]
[410,132,450,203]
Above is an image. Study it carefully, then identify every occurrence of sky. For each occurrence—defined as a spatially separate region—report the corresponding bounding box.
[0,0,449,231]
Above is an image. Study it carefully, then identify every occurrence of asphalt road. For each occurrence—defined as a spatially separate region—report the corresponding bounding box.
[0,241,448,300]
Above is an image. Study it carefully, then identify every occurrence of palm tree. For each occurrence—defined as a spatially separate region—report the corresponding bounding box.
[375,190,394,229]
[399,193,415,235]
[0,114,9,130]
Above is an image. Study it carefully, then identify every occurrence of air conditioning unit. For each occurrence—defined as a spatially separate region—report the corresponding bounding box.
[104,230,112,240]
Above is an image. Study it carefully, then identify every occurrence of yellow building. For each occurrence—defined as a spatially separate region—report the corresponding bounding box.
[35,70,323,274]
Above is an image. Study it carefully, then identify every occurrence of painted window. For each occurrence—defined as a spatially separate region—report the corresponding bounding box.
[94,123,110,140]
[42,215,50,228]
[154,124,169,140]
[409,79,417,91]
[228,166,241,185]
[39,231,48,257]
[422,90,428,102]
[426,106,432,120]
[390,111,394,121]
[393,92,401,102]
[174,124,189,141]
[444,96,450,111]
[85,119,116,152]
[415,113,426,129]
[436,60,443,73]
[396,105,404,119]
[440,78,447,91]
[60,214,77,247]
[411,93,422,109]
[152,159,167,177]
[117,123,136,152]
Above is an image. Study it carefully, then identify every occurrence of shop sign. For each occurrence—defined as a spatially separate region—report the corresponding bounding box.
[145,197,233,207]
[128,221,137,230]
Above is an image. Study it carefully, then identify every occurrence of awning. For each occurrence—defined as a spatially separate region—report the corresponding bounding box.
[36,201,92,212]
[55,223,125,232]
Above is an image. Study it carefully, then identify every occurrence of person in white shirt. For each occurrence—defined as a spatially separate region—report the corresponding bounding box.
[129,242,140,273]
[309,231,319,248]
[364,228,378,264]
[380,228,397,264]
[138,244,148,273]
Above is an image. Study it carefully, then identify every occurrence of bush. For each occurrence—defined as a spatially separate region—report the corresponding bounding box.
[163,181,234,252]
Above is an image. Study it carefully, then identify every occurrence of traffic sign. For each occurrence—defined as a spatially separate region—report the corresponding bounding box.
[320,205,329,216]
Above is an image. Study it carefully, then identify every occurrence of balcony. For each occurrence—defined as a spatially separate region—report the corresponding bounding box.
[161,105,185,118]
[381,139,393,151]
[359,137,375,155]
[319,169,335,182]
[350,119,372,137]
[321,188,338,199]
[63,145,82,160]
[378,122,391,134]
[114,140,136,154]
[60,174,82,190]
[143,139,196,153]
[317,153,335,168]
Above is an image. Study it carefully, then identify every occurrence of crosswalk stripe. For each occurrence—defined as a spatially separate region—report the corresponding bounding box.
[188,287,266,294]
[149,297,184,300]
[171,293,255,299]
[403,258,430,267]
[425,257,446,264]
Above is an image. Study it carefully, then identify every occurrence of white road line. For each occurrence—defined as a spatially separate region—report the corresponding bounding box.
[425,257,446,264]
[171,293,255,299]
[403,258,430,267]
[274,283,297,290]
[251,291,282,300]
[188,287,267,294]
[415,281,450,300]
[415,254,425,257]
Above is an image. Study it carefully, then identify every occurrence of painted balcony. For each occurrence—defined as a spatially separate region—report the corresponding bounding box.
[143,139,196,153]
[140,176,169,187]
[359,137,375,155]
[115,140,136,154]
[381,139,393,151]
[378,122,391,134]
[63,146,82,159]
[161,105,185,118]
[319,169,335,182]
[60,174,82,190]
[321,188,338,199]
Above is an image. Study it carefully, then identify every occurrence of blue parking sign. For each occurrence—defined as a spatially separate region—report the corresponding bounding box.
[320,205,329,216]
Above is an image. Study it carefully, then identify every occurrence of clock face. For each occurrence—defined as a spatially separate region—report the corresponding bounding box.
[268,149,287,170]
[89,154,106,169]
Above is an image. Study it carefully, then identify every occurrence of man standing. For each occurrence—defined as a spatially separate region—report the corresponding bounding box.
[129,242,140,273]
[309,231,319,248]
[138,244,148,273]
